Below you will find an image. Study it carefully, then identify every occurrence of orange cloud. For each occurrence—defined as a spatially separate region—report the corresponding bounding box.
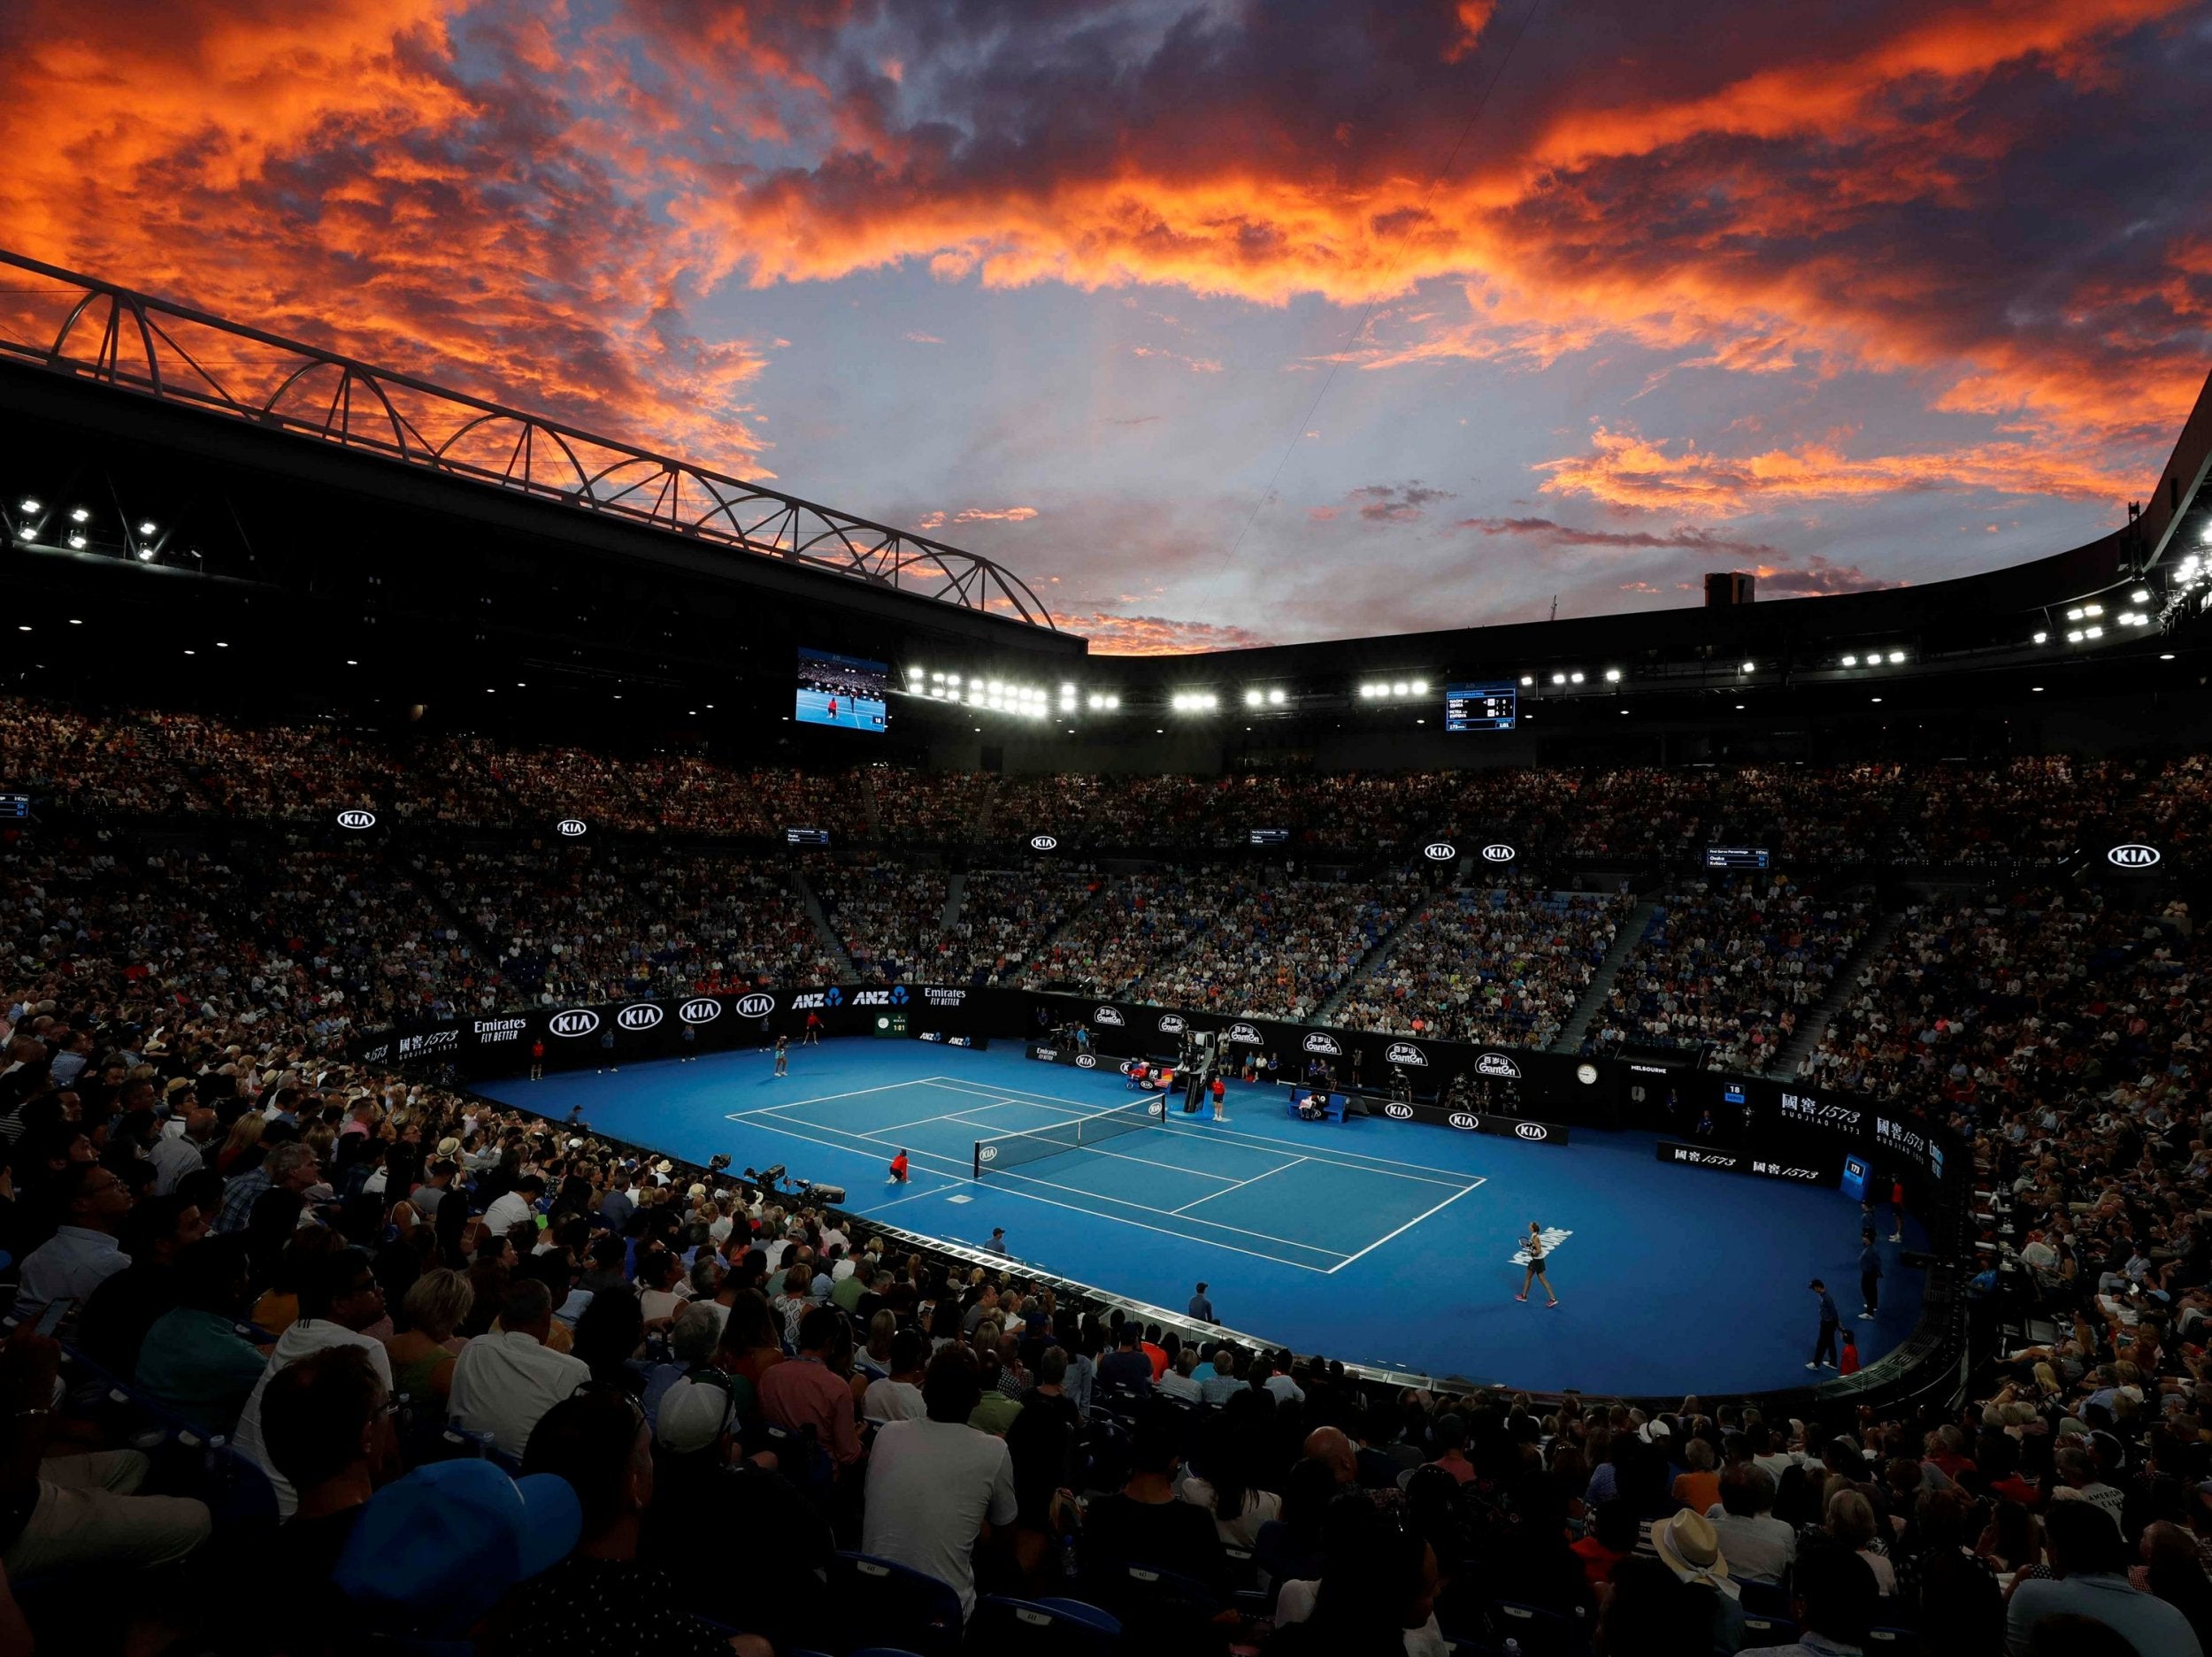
[1533,424,2131,516]
[1056,612,1276,655]
[1130,345,1224,373]
[914,506,1040,531]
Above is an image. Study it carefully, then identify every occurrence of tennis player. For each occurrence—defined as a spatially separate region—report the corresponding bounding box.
[1517,1222,1559,1308]
[773,1034,789,1078]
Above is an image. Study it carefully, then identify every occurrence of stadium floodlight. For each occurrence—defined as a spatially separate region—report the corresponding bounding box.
[1244,689,1263,707]
[2065,608,2085,621]
[71,533,89,549]
[2085,625,2103,639]
[1268,688,1286,705]
[1570,671,1585,684]
[1740,661,1755,673]
[2131,588,2151,603]
[1520,675,1534,687]
[2083,603,2103,617]
[1391,680,1409,695]
[1603,668,1622,683]
[1886,651,1905,664]
[68,506,88,523]
[18,498,38,513]
[906,664,924,679]
[1409,679,1428,694]
[12,528,30,541]
[946,672,961,685]
[2162,654,2177,661]
[1551,672,1567,685]
[1060,683,1077,696]
[987,679,1002,694]
[2066,630,2084,642]
[2031,633,2047,645]
[137,520,156,536]
[1841,654,1858,665]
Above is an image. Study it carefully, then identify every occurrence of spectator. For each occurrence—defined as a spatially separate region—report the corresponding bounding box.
[134,1236,267,1435]
[256,1345,396,1625]
[507,1385,768,1656]
[1767,1545,1880,1657]
[1709,1462,1793,1584]
[14,1160,134,1325]
[863,1326,929,1423]
[1099,1320,1155,1397]
[2008,1502,2202,1657]
[861,1345,1017,1620]
[383,1266,473,1407]
[1647,1508,1747,1654]
[234,1247,394,1517]
[757,1303,863,1470]
[1083,1396,1228,1593]
[75,1192,208,1377]
[449,1278,593,1461]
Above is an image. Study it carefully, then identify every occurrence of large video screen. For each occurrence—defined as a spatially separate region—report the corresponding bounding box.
[795,648,888,733]
[1445,682,1517,732]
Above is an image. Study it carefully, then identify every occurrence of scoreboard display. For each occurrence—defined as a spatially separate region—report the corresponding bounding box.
[1704,847,1770,871]
[0,794,28,819]
[1445,682,1518,732]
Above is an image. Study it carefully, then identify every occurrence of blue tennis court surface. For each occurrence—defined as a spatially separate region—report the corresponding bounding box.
[480,1038,1924,1395]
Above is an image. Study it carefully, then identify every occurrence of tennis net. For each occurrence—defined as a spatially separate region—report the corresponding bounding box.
[972,1099,1164,1178]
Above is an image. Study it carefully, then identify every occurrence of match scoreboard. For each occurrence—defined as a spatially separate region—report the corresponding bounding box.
[1704,847,1770,871]
[0,794,28,819]
[1445,682,1518,732]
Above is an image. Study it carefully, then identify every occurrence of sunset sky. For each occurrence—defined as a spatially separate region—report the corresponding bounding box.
[2,0,2208,650]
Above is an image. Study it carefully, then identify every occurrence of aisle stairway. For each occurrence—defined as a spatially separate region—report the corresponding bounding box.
[1765,906,1903,1078]
[791,865,859,982]
[1550,897,1659,1053]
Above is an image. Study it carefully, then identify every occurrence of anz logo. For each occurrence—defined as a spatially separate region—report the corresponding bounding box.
[2108,843,2161,869]
[792,990,841,1010]
[1422,842,1457,862]
[1302,1032,1341,1055]
[549,1009,600,1039]
[616,1004,664,1032]
[557,818,588,837]
[1383,1101,1415,1121]
[1447,1111,1479,1131]
[1094,1007,1125,1026]
[1385,1041,1428,1067]
[853,987,909,1007]
[335,809,377,831]
[681,999,725,1024]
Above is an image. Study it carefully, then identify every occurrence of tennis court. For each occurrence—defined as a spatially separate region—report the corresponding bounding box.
[724,1074,1482,1273]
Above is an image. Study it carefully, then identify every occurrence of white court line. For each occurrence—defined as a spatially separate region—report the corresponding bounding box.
[922,1078,1471,1187]
[1325,1179,1486,1274]
[724,1111,1343,1273]
[726,1079,931,1120]
[1170,1155,1309,1216]
[865,1180,966,1213]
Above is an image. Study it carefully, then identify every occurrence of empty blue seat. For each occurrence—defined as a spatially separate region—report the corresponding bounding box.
[827,1551,964,1657]
[972,1595,1120,1656]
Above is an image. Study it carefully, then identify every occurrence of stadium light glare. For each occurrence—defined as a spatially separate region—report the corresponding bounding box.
[1244,689,1263,707]
[1734,703,1745,710]
[2066,630,2084,642]
[1519,676,1533,687]
[68,506,88,523]
[1391,680,1409,695]
[2162,654,2176,661]
[2065,608,2084,621]
[906,664,924,679]
[1268,688,1286,705]
[70,534,88,549]
[1740,661,1755,673]
[1570,671,1585,684]
[13,529,30,541]
[2132,588,2151,603]
[2031,633,2047,645]
[18,498,37,513]
[2085,625,2103,639]
[1886,651,1905,664]
[1870,696,1882,703]
[1840,654,1857,665]
[1603,668,1622,683]
[2083,603,2103,617]
[946,673,961,686]
[137,520,156,536]
[1551,672,1566,685]
[1409,679,1428,694]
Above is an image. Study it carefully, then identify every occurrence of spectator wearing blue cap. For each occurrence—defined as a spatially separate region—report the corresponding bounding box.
[503,1385,768,1656]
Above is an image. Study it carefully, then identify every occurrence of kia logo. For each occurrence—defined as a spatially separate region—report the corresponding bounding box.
[1474,1053,1522,1078]
[335,809,377,831]
[1383,1101,1414,1121]
[734,993,773,1019]
[1029,834,1058,852]
[1515,1123,1548,1140]
[1076,1054,1096,1069]
[1094,1007,1124,1025]
[2108,843,2161,868]
[1480,843,1515,863]
[680,999,723,1024]
[1302,1032,1341,1055]
[1385,1041,1427,1066]
[1422,842,1457,862]
[979,1145,1000,1163]
[1447,1111,1479,1131]
[617,1004,664,1031]
[549,1009,600,1039]
[1156,1014,1186,1034]
[557,818,588,837]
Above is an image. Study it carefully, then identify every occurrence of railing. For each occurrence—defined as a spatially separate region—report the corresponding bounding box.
[0,247,1056,628]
